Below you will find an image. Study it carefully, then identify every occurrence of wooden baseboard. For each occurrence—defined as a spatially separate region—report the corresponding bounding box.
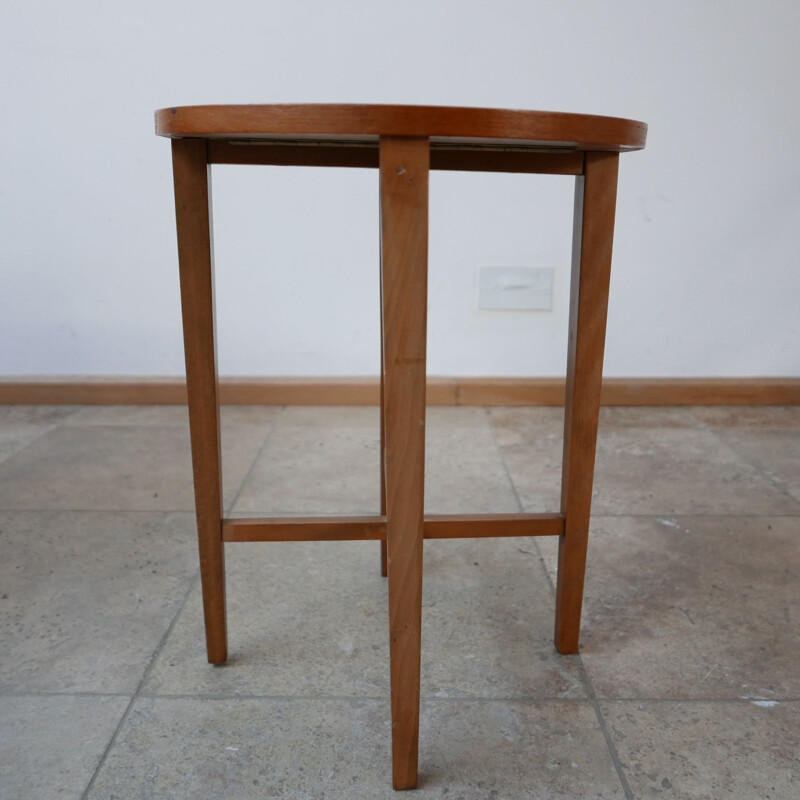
[1,376,798,406]
[457,377,800,406]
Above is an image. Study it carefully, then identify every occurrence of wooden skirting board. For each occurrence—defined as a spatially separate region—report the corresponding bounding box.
[1,377,798,406]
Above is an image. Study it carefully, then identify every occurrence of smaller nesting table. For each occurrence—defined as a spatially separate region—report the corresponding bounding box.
[155,104,646,790]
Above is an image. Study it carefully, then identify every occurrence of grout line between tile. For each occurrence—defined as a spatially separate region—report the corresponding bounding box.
[590,512,800,518]
[572,696,800,704]
[0,690,135,699]
[4,686,798,704]
[696,421,800,513]
[0,509,202,517]
[486,405,562,609]
[485,406,527,518]
[576,656,635,800]
[0,424,70,465]
[487,405,635,798]
[224,405,286,514]
[80,570,201,800]
[135,692,390,702]
[131,692,594,703]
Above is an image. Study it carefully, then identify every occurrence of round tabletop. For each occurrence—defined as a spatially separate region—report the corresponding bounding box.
[155,104,646,152]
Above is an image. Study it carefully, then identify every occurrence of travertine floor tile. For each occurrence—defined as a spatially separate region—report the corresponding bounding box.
[233,404,518,515]
[0,511,197,693]
[603,700,800,799]
[232,424,381,514]
[688,405,800,428]
[67,404,281,427]
[599,407,701,429]
[422,537,586,698]
[277,405,379,428]
[419,699,624,798]
[0,405,81,464]
[537,516,800,699]
[489,407,565,434]
[427,406,495,428]
[0,694,128,800]
[0,406,81,425]
[144,537,583,700]
[591,421,799,515]
[488,407,564,512]
[143,541,390,697]
[3,404,798,798]
[425,417,519,514]
[87,697,625,799]
[0,422,268,511]
[489,406,698,437]
[710,428,800,505]
[493,406,798,514]
[67,404,192,426]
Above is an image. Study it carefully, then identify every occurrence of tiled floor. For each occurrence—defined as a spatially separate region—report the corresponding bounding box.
[1,404,799,799]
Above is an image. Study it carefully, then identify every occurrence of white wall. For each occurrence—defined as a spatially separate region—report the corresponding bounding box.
[2,0,798,378]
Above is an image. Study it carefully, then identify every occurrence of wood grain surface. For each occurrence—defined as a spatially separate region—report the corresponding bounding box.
[220,514,565,542]
[555,152,620,655]
[156,104,646,151]
[380,136,430,790]
[156,102,650,788]
[171,138,227,665]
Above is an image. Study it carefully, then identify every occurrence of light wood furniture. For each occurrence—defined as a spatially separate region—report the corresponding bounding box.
[156,104,646,790]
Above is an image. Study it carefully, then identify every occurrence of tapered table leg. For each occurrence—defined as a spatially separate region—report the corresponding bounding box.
[380,379,388,578]
[171,138,227,665]
[379,136,429,790]
[379,231,388,579]
[555,151,620,655]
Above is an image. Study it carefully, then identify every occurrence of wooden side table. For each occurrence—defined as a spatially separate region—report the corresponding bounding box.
[155,104,646,790]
